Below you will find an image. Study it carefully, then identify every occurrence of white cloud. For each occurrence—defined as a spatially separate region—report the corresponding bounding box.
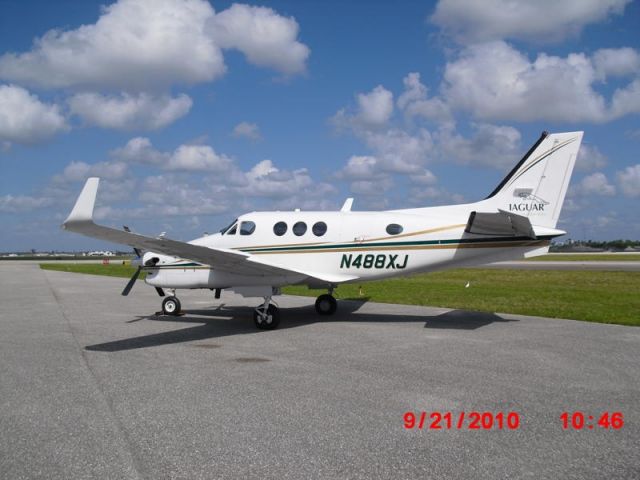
[0,0,223,91]
[68,92,192,130]
[436,123,522,169]
[54,160,128,182]
[616,164,640,197]
[576,144,608,172]
[337,156,381,180]
[431,0,631,44]
[209,4,310,75]
[410,169,438,186]
[441,41,640,122]
[111,138,231,172]
[350,178,394,196]
[593,47,640,80]
[240,159,336,200]
[110,137,168,165]
[409,185,464,206]
[357,86,394,126]
[361,128,433,173]
[166,145,232,172]
[609,79,640,119]
[0,84,67,144]
[573,172,616,196]
[0,194,53,212]
[139,175,231,216]
[398,72,453,124]
[333,85,394,130]
[232,121,262,140]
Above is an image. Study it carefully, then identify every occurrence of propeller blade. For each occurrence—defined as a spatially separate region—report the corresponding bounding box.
[121,266,142,296]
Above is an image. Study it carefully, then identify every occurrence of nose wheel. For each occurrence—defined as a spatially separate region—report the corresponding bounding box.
[315,294,337,316]
[162,295,181,316]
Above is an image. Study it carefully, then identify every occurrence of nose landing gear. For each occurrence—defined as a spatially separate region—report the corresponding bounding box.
[161,291,181,316]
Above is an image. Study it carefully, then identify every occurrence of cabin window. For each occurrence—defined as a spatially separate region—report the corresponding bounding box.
[312,221,327,236]
[227,224,238,235]
[386,223,403,235]
[240,221,256,235]
[220,218,238,235]
[293,221,307,236]
[273,221,287,236]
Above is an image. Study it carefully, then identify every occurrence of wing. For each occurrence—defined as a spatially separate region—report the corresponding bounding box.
[464,209,536,238]
[62,178,357,284]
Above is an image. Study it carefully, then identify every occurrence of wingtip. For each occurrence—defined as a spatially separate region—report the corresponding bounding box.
[62,177,100,228]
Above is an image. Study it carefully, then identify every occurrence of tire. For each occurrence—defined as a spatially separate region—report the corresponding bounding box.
[162,296,181,316]
[254,304,280,330]
[315,294,337,316]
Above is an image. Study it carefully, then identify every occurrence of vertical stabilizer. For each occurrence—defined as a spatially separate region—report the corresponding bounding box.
[482,131,583,228]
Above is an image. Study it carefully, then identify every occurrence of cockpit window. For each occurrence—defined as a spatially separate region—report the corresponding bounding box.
[240,221,256,235]
[227,224,237,235]
[220,219,238,235]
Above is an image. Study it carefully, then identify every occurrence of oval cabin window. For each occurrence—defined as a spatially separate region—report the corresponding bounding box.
[386,223,403,235]
[273,221,287,236]
[293,222,307,236]
[312,221,327,236]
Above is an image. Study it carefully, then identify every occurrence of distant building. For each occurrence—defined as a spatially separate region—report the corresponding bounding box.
[87,250,115,256]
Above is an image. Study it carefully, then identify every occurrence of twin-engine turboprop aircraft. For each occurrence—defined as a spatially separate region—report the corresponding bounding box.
[63,131,583,329]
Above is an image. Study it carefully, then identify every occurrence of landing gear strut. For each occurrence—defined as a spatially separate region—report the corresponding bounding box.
[315,293,337,316]
[254,296,280,330]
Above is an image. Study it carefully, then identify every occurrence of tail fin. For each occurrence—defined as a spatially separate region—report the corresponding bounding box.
[482,131,583,228]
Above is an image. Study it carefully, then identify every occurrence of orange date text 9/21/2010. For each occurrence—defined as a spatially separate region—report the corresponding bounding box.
[403,411,520,430]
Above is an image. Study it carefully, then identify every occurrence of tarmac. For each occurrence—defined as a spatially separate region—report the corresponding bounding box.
[1,263,638,479]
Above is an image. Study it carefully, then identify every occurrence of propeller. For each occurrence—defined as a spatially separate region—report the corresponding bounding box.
[121,266,142,296]
[121,255,160,296]
[121,225,153,296]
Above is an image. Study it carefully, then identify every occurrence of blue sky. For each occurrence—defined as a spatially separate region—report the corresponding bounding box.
[1,0,639,251]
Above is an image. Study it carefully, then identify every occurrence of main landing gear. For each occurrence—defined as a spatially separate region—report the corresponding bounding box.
[254,296,280,330]
[315,293,337,316]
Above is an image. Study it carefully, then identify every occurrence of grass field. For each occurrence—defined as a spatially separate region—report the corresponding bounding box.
[40,262,146,279]
[40,263,639,326]
[529,254,640,261]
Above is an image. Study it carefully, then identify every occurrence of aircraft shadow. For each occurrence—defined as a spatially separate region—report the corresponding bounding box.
[85,301,516,352]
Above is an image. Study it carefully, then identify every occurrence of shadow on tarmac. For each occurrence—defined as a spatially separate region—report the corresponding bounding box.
[85,300,516,352]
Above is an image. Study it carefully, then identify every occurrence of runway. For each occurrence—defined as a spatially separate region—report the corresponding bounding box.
[1,263,638,479]
[483,260,640,271]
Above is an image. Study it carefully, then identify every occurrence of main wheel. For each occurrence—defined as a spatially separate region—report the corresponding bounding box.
[162,296,181,316]
[315,294,337,316]
[254,304,280,330]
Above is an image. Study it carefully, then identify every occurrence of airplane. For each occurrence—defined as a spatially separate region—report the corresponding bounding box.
[63,131,583,330]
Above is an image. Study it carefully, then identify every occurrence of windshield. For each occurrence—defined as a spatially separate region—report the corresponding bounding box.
[219,218,238,235]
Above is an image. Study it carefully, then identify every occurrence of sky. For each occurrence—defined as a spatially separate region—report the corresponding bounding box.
[1,0,639,252]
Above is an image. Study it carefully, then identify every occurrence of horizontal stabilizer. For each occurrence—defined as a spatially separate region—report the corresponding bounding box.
[465,210,536,239]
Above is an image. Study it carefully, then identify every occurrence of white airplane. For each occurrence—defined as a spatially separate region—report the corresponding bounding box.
[63,131,583,329]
